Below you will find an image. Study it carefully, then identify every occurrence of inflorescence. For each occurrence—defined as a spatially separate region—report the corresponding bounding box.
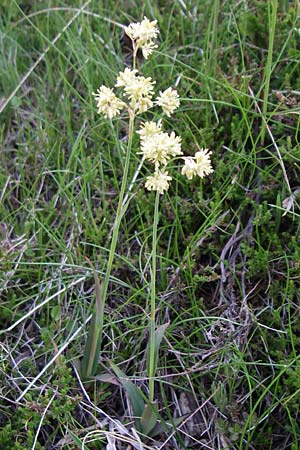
[93,17,213,194]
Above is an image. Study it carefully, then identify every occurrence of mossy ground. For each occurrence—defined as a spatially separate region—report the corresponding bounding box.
[1,1,300,449]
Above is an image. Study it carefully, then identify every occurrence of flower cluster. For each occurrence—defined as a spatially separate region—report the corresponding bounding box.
[156,87,180,117]
[138,124,213,193]
[145,170,172,194]
[93,17,213,194]
[93,65,180,119]
[138,121,183,194]
[116,68,155,114]
[181,149,214,179]
[93,85,125,119]
[138,122,182,168]
[125,16,159,59]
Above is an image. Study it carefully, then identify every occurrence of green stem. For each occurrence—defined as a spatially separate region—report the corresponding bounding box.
[148,190,160,402]
[132,41,137,70]
[82,112,135,379]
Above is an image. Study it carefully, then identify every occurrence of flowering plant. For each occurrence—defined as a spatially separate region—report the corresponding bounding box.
[81,17,213,409]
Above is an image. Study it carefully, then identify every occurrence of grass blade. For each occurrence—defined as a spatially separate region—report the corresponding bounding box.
[80,258,103,380]
[147,322,169,382]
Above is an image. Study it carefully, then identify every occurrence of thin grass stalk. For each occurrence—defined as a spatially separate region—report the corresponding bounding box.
[148,190,160,402]
[208,0,219,78]
[82,112,135,379]
[261,0,278,145]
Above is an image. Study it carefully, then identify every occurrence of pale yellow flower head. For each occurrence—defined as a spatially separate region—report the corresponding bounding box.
[139,130,182,168]
[181,157,197,180]
[137,121,162,140]
[131,96,153,114]
[181,148,213,179]
[115,68,138,88]
[115,69,155,113]
[145,170,172,194]
[125,16,159,59]
[117,74,155,114]
[141,41,158,59]
[93,85,125,119]
[125,16,159,44]
[156,87,180,117]
[195,149,214,177]
[123,75,155,101]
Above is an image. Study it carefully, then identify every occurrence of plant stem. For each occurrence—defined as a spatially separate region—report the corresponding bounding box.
[148,190,160,402]
[82,112,135,379]
[133,42,137,70]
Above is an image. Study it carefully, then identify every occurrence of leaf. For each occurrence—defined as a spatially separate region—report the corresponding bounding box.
[146,322,169,376]
[109,361,145,421]
[94,373,120,385]
[51,304,61,321]
[149,414,189,438]
[69,430,90,450]
[140,401,158,436]
[80,258,104,380]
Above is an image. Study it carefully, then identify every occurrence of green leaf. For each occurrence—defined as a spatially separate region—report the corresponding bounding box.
[94,372,119,385]
[140,401,158,436]
[69,430,90,450]
[80,260,104,380]
[51,305,61,321]
[149,414,188,438]
[147,322,169,376]
[109,361,145,420]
